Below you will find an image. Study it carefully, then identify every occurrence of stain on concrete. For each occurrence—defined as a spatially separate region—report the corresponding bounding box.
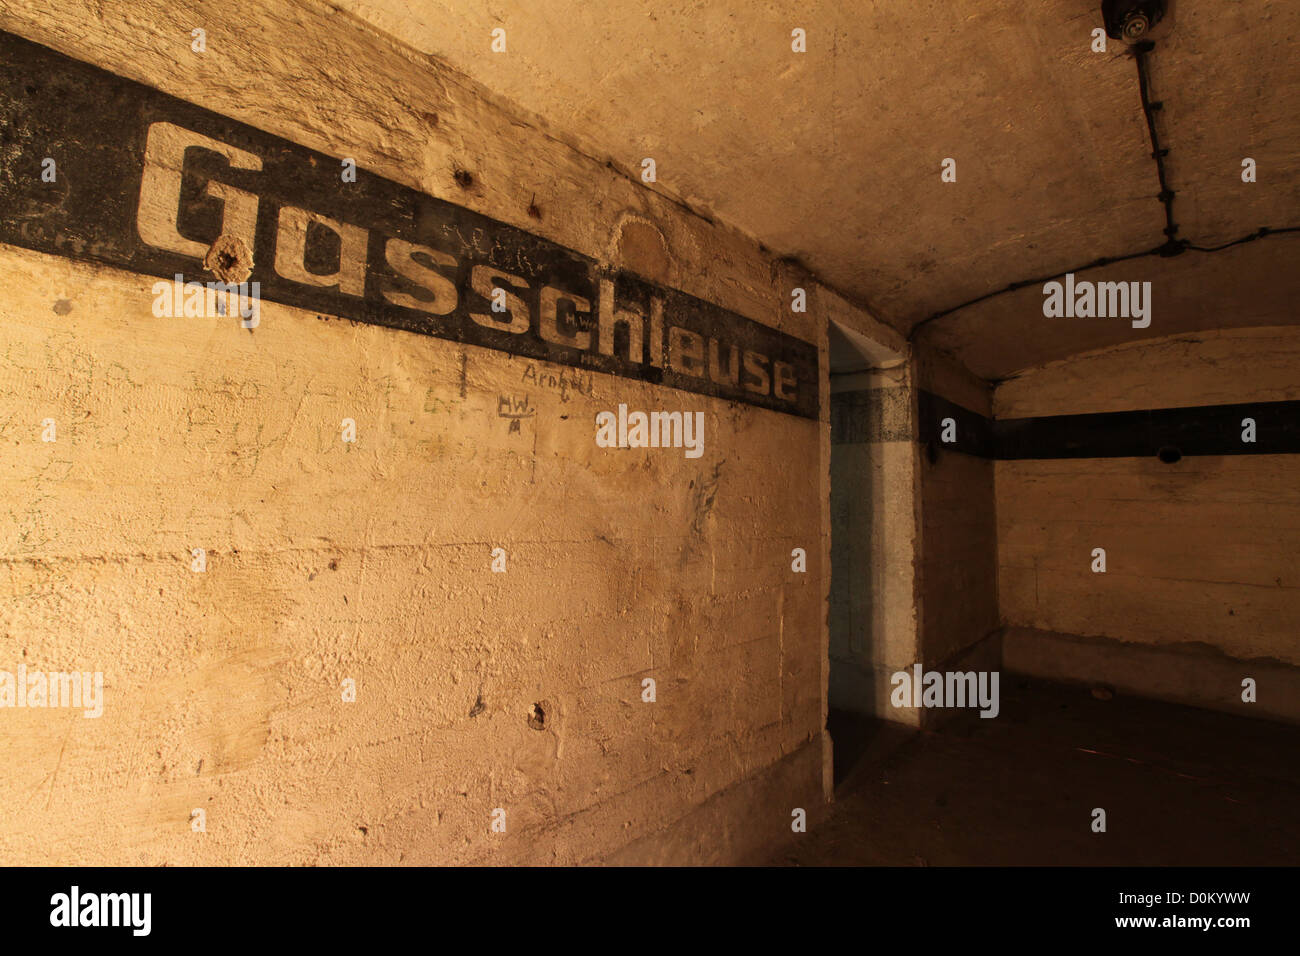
[613,217,672,285]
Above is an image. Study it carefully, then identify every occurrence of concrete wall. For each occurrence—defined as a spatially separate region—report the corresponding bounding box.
[914,345,1000,684]
[995,328,1300,722]
[0,0,904,864]
[828,361,918,722]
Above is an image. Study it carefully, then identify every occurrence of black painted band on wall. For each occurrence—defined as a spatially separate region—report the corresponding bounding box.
[830,387,914,443]
[918,390,1300,459]
[916,390,995,457]
[0,30,819,419]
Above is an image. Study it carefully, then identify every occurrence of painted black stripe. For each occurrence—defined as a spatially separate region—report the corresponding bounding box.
[917,390,996,457]
[919,391,1300,459]
[0,30,818,419]
[830,387,913,443]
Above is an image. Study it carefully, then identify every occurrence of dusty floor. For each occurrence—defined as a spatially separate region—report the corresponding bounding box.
[779,678,1300,866]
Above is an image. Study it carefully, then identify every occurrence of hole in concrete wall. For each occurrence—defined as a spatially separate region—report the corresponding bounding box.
[1157,445,1182,464]
[202,234,253,284]
[527,702,546,730]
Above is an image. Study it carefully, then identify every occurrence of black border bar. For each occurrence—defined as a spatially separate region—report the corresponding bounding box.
[919,391,1300,460]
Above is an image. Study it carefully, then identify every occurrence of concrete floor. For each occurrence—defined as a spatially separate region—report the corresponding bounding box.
[780,677,1300,866]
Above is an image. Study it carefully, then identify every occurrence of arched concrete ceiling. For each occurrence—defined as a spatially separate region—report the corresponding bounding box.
[333,0,1300,379]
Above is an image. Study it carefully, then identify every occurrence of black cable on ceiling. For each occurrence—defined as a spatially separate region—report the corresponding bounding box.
[1185,225,1300,253]
[908,243,1166,339]
[908,39,1300,344]
[1134,39,1183,255]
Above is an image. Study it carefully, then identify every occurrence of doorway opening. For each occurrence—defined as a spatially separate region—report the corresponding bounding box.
[827,320,908,786]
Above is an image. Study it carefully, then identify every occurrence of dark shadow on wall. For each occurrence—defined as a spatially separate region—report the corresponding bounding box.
[829,385,877,723]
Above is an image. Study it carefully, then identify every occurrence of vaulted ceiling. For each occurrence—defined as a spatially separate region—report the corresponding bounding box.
[334,0,1299,379]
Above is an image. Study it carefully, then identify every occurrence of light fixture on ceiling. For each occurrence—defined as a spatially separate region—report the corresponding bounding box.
[1101,0,1167,42]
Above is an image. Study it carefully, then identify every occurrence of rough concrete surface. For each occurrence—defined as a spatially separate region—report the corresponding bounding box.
[0,0,906,865]
[1,0,1295,869]
[995,330,1300,670]
[339,0,1300,373]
